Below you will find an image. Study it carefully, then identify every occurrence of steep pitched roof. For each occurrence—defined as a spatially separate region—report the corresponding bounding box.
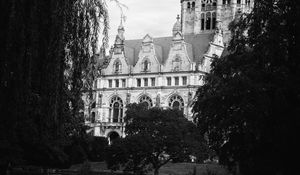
[124,33,213,66]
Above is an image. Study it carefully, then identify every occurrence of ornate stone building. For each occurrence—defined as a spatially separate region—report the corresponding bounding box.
[85,0,253,140]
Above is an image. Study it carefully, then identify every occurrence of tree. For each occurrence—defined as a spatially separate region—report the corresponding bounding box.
[0,0,110,172]
[107,103,209,175]
[193,0,299,175]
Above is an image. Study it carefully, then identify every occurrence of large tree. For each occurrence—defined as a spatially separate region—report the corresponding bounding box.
[106,103,209,175]
[0,0,110,172]
[193,0,299,175]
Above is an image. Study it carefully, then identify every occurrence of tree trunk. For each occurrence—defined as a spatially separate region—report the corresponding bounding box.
[154,168,159,175]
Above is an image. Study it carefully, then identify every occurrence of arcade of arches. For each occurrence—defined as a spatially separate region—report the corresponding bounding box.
[107,94,185,123]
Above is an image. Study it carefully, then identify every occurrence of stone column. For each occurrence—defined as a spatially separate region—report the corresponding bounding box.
[231,0,237,18]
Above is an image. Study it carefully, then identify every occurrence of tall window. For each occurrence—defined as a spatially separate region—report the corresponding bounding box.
[201,13,205,30]
[91,112,95,123]
[109,96,123,123]
[167,77,171,86]
[212,2,217,9]
[192,2,195,9]
[175,77,179,86]
[139,95,153,108]
[246,0,251,6]
[109,80,112,88]
[151,78,155,86]
[206,12,211,30]
[237,0,241,4]
[169,95,184,112]
[182,76,187,85]
[201,3,205,11]
[113,60,122,74]
[137,78,141,87]
[223,0,226,5]
[144,78,148,87]
[187,2,191,9]
[212,12,216,29]
[115,79,119,88]
[122,79,126,87]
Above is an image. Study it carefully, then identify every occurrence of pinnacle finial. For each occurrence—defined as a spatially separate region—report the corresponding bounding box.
[176,14,180,21]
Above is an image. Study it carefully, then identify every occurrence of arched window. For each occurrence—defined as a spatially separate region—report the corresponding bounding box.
[201,13,205,30]
[206,12,211,30]
[223,0,226,5]
[169,95,184,112]
[113,60,122,74]
[109,96,123,123]
[142,58,150,72]
[212,12,216,29]
[187,2,191,9]
[139,95,153,108]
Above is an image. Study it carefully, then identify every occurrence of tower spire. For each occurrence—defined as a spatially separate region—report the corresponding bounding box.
[114,15,126,54]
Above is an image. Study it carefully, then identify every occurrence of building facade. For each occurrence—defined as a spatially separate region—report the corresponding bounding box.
[85,0,253,140]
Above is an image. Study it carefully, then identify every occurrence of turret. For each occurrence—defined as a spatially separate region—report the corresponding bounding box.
[113,17,125,54]
[172,15,182,36]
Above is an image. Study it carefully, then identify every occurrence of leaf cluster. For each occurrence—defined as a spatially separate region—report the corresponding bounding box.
[193,0,299,174]
[106,103,209,174]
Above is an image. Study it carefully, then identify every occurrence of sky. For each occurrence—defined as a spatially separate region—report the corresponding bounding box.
[106,0,181,47]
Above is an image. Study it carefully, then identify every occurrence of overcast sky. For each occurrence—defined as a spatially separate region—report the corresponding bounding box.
[106,0,181,46]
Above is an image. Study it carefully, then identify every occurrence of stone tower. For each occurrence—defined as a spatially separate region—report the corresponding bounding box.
[181,0,254,42]
[181,0,218,35]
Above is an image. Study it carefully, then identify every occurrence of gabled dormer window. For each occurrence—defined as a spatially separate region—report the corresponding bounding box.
[113,59,122,74]
[142,58,150,72]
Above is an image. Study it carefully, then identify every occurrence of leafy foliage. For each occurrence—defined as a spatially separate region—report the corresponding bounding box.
[193,0,299,175]
[0,0,110,173]
[106,103,209,175]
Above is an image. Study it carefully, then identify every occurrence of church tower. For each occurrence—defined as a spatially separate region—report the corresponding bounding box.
[181,0,196,34]
[181,0,253,38]
[181,0,218,35]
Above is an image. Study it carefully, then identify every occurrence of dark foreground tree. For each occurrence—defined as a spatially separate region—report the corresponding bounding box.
[106,103,209,175]
[193,0,299,175]
[0,0,110,173]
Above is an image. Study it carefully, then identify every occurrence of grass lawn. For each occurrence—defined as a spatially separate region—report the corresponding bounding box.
[70,162,229,175]
[153,162,229,175]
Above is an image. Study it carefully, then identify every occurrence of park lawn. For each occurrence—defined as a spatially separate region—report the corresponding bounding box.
[70,162,229,175]
[155,162,229,175]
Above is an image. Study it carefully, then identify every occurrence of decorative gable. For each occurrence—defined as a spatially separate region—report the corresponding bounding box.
[142,34,153,44]
[141,34,153,53]
[132,34,160,74]
[173,31,184,42]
